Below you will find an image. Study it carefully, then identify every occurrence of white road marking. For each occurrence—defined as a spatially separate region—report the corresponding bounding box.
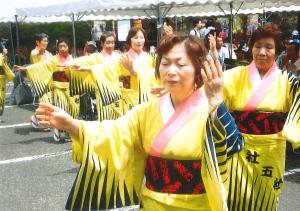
[0,122,30,129]
[0,150,72,165]
[5,103,36,108]
[284,168,300,176]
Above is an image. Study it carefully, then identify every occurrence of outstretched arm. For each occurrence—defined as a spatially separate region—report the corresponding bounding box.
[13,65,27,72]
[35,103,80,137]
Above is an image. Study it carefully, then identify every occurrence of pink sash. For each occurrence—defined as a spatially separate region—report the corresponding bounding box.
[127,48,145,61]
[244,61,279,111]
[57,54,72,66]
[101,50,112,58]
[127,48,147,62]
[149,90,207,157]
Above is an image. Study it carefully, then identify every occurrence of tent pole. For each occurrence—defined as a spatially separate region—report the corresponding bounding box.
[229,2,233,59]
[262,6,266,25]
[9,22,15,65]
[71,13,77,57]
[14,15,21,65]
[298,12,300,33]
[156,4,162,42]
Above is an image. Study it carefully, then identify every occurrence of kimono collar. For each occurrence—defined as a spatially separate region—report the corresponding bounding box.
[245,61,279,111]
[149,89,207,157]
[35,47,49,61]
[101,49,113,58]
[57,54,72,66]
[127,48,145,61]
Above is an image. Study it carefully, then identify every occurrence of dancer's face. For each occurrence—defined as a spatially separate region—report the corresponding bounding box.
[58,42,69,57]
[159,42,196,97]
[102,36,115,54]
[36,37,48,50]
[130,30,145,53]
[252,37,276,74]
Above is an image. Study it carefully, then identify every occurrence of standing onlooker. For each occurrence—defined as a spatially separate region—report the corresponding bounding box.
[288,40,300,76]
[189,18,206,39]
[234,45,249,66]
[83,41,98,56]
[276,30,300,71]
[210,35,237,70]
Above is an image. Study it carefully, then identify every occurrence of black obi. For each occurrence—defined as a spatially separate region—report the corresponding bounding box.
[231,110,287,135]
[52,71,69,82]
[145,155,205,194]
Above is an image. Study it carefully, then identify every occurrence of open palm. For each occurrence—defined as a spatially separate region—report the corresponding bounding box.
[35,103,74,132]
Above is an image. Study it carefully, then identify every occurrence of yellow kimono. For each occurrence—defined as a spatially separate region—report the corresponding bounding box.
[30,48,52,64]
[118,49,158,114]
[66,90,243,211]
[70,51,123,121]
[29,48,53,104]
[26,55,79,118]
[0,54,14,115]
[223,63,300,211]
[69,50,158,121]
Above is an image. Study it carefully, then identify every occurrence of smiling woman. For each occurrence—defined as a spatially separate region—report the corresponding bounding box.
[220,23,300,211]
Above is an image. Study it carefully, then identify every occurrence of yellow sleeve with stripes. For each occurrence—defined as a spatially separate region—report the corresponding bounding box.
[283,71,300,150]
[211,102,244,182]
[68,106,146,210]
[26,57,57,96]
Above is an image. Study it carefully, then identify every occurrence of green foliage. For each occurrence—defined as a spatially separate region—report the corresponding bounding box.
[0,21,91,54]
[0,23,10,40]
[18,21,91,52]
[267,12,298,38]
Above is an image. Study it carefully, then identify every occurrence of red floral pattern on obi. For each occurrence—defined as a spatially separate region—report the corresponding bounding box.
[53,71,69,82]
[231,110,287,135]
[145,155,205,194]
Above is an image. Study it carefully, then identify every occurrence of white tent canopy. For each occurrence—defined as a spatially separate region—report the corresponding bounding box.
[16,0,300,19]
[8,0,300,63]
[0,0,80,23]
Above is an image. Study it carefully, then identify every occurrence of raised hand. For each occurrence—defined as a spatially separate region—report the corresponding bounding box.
[119,53,135,75]
[35,103,79,137]
[163,22,173,36]
[208,34,218,61]
[201,57,224,113]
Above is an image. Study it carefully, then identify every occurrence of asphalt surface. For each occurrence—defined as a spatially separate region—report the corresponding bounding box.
[0,82,300,211]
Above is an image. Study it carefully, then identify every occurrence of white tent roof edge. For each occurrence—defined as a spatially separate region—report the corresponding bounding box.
[14,0,300,18]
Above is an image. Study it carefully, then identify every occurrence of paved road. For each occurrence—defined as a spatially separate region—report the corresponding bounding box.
[0,82,299,211]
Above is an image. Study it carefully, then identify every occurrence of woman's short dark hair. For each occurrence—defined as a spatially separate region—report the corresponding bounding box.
[35,33,49,42]
[56,38,71,48]
[100,31,116,45]
[192,18,200,27]
[126,27,146,47]
[155,34,207,88]
[249,23,282,55]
